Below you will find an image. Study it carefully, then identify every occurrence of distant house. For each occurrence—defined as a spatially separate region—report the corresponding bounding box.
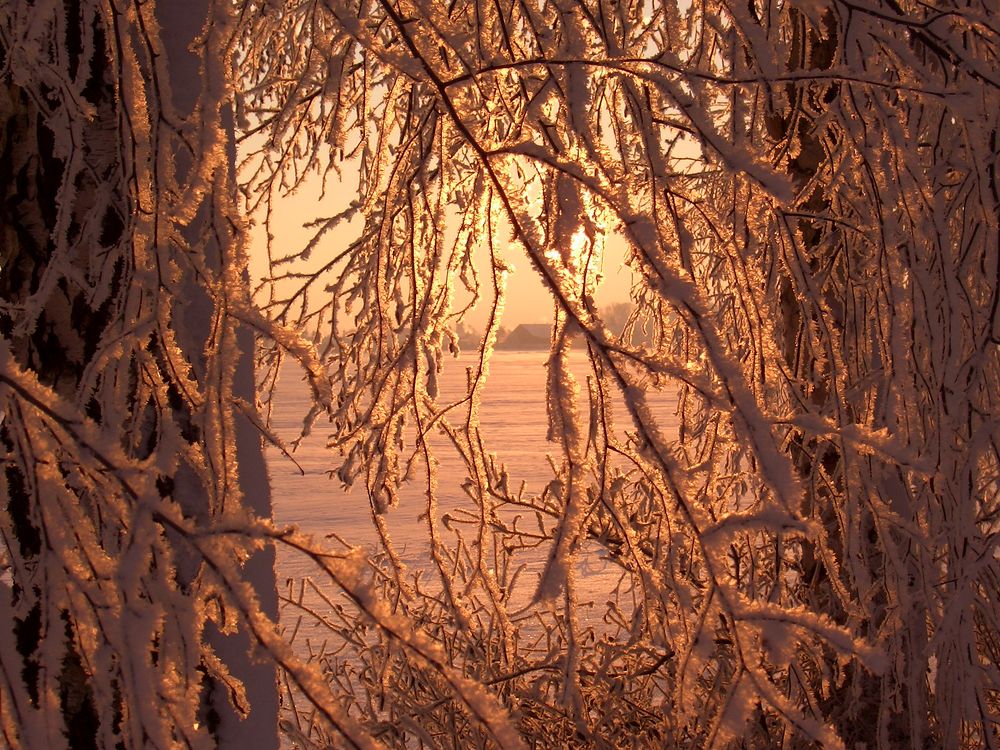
[456,322,481,350]
[497,323,551,350]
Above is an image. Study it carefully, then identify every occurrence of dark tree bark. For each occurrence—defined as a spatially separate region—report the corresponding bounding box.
[0,2,277,747]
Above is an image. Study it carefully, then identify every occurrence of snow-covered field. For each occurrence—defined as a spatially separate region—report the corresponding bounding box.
[267,349,677,615]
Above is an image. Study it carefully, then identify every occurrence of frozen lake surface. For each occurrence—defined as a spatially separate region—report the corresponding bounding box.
[266,349,677,614]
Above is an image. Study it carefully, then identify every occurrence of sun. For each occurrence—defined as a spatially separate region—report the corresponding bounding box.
[570,224,589,264]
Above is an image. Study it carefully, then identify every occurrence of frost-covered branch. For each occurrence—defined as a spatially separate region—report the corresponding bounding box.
[233,0,1000,747]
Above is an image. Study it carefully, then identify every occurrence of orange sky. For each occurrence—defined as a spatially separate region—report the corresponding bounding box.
[246,168,634,331]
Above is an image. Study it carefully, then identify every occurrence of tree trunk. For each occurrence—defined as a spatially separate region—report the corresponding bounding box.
[154,4,278,746]
[0,2,277,746]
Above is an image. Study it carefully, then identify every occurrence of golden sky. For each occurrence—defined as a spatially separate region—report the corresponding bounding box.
[246,167,634,331]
